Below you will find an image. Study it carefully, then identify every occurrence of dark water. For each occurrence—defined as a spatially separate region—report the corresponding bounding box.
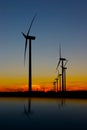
[0,98,87,130]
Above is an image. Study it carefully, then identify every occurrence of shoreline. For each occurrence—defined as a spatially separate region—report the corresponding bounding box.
[0,91,87,99]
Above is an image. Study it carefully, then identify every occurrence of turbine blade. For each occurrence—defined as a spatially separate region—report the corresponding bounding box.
[59,44,61,59]
[27,14,37,35]
[64,59,68,67]
[58,70,59,77]
[56,60,60,70]
[22,32,26,38]
[24,39,27,65]
[56,44,61,70]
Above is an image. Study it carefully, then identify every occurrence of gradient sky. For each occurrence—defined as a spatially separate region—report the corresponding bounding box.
[0,0,87,91]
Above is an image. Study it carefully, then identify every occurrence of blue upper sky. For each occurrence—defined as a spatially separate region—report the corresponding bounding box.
[0,0,87,88]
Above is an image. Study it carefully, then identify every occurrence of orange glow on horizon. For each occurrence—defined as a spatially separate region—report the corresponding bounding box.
[0,84,54,92]
[0,73,87,92]
[0,75,87,92]
[0,83,87,92]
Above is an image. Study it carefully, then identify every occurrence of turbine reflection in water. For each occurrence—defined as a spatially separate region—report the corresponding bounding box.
[23,98,33,117]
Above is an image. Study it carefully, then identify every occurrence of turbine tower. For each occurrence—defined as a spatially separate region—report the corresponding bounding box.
[22,14,36,93]
[53,81,56,91]
[56,44,68,92]
[55,70,60,92]
[62,59,68,91]
[55,78,58,92]
[55,70,62,92]
[58,70,62,91]
[62,66,67,91]
[59,73,62,91]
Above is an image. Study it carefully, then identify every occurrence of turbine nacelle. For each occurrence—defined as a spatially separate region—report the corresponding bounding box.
[55,78,58,81]
[22,32,36,40]
[63,67,67,69]
[60,58,67,61]
[60,66,67,69]
[59,74,62,77]
[56,58,67,70]
[53,81,56,85]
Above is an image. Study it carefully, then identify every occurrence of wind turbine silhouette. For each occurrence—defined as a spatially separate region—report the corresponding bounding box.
[53,81,56,91]
[55,70,60,92]
[56,44,68,92]
[55,70,62,92]
[22,14,36,93]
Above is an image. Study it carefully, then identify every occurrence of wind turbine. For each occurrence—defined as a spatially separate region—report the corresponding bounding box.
[22,14,36,93]
[53,81,56,92]
[55,70,62,92]
[56,44,68,92]
[55,70,60,92]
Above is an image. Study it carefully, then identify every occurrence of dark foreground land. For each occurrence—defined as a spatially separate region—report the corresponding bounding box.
[0,91,87,99]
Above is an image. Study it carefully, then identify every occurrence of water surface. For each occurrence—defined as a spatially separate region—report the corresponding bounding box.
[0,98,87,130]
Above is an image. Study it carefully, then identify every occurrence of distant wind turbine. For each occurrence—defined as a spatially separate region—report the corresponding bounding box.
[55,77,58,92]
[55,70,62,92]
[56,44,68,92]
[55,70,60,92]
[58,72,62,91]
[53,81,56,91]
[22,14,37,92]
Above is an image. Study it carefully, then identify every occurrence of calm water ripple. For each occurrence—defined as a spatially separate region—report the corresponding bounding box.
[0,98,87,130]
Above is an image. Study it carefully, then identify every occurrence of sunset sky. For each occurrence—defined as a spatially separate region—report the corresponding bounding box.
[0,0,87,91]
